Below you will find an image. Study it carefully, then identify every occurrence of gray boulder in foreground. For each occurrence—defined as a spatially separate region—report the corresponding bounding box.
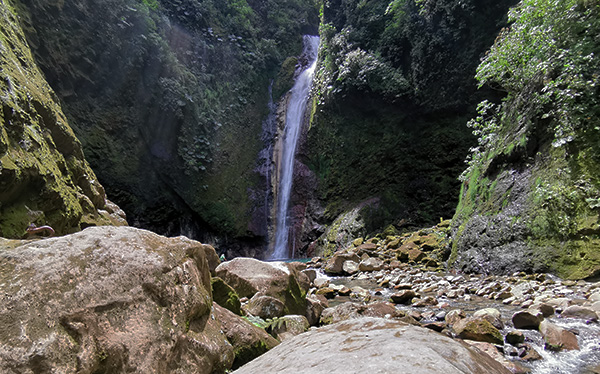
[233,317,511,374]
[0,226,233,373]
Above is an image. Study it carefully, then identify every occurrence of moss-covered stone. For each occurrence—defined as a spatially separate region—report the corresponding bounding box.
[211,277,243,316]
[0,0,126,238]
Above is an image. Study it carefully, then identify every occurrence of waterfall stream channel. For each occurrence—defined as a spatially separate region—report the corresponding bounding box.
[269,35,319,260]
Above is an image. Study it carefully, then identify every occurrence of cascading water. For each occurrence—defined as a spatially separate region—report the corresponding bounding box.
[269,35,319,260]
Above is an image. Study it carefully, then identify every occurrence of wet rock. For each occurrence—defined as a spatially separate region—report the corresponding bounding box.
[0,226,234,373]
[520,343,543,361]
[233,318,512,374]
[359,257,385,272]
[390,290,417,304]
[561,305,598,322]
[423,322,446,332]
[463,341,530,374]
[539,320,580,351]
[473,308,504,329]
[268,315,310,342]
[512,310,544,330]
[530,303,555,318]
[245,293,285,319]
[314,277,330,288]
[213,303,279,369]
[342,260,360,274]
[453,317,504,345]
[505,330,525,346]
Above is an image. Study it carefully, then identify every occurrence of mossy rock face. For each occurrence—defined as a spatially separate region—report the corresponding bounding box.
[0,0,126,238]
[211,277,242,316]
[15,0,319,243]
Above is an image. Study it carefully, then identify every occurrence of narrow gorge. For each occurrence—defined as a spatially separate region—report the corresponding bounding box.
[1,0,599,372]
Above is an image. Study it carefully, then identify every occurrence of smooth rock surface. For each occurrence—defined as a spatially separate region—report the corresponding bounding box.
[0,226,234,373]
[233,317,511,374]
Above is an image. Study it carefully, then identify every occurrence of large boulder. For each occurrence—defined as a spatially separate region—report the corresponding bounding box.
[233,318,512,374]
[213,303,279,370]
[0,226,234,373]
[216,258,308,316]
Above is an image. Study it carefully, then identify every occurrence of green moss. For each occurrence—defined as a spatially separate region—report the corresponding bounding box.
[232,340,271,370]
[211,277,242,316]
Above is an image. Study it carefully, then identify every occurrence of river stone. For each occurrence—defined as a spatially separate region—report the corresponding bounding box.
[463,341,530,374]
[244,293,285,319]
[232,318,512,374]
[215,258,308,315]
[305,297,326,326]
[390,289,417,304]
[539,320,580,351]
[268,315,310,341]
[358,257,384,272]
[323,252,361,274]
[0,226,234,373]
[453,317,504,345]
[342,260,359,274]
[505,330,525,346]
[512,310,544,330]
[473,308,504,329]
[213,303,279,369]
[319,302,365,325]
[561,305,599,321]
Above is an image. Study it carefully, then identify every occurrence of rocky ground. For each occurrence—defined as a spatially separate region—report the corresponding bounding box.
[3,224,600,373]
[293,222,600,374]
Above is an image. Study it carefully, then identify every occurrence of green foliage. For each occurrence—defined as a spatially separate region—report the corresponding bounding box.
[472,0,600,150]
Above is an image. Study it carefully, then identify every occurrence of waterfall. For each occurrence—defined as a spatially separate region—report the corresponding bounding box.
[270,35,319,260]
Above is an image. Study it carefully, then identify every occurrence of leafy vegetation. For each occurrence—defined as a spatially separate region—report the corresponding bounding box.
[453,0,600,278]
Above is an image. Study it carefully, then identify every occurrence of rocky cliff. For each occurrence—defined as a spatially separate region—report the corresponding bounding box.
[451,0,600,279]
[292,0,516,256]
[0,0,126,238]
[14,0,319,252]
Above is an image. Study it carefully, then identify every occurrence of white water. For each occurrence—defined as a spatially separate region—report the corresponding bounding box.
[270,35,319,260]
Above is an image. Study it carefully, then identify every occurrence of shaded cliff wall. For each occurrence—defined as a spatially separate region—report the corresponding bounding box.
[15,0,319,253]
[451,0,600,279]
[0,0,126,238]
[295,0,516,256]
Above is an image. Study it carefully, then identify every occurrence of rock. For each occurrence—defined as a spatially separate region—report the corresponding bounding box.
[362,302,404,319]
[323,252,361,274]
[512,310,544,330]
[0,226,234,373]
[520,343,543,361]
[463,341,530,374]
[301,269,317,284]
[530,302,555,318]
[268,315,310,341]
[561,305,598,322]
[412,296,438,307]
[215,258,308,315]
[453,317,504,345]
[319,302,365,325]
[342,260,359,275]
[473,308,504,329]
[539,320,580,351]
[202,243,222,276]
[313,277,330,288]
[245,293,285,319]
[390,290,417,304]
[315,287,336,299]
[505,330,525,346]
[213,303,279,369]
[408,248,426,262]
[445,309,466,326]
[305,297,326,326]
[423,322,446,332]
[358,257,385,272]
[233,318,512,374]
[212,277,242,315]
